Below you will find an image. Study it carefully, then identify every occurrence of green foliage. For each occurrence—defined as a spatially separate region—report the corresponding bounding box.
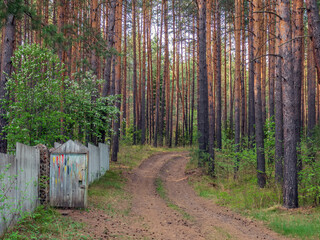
[0,0,26,24]
[0,0,41,31]
[3,206,90,240]
[41,24,65,50]
[299,127,320,206]
[264,118,276,179]
[189,120,320,239]
[5,44,119,147]
[0,164,37,236]
[252,208,320,239]
[120,124,141,145]
[5,44,66,147]
[0,164,18,231]
[64,71,120,143]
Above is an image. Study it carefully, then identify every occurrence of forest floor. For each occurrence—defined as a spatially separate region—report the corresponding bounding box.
[62,151,288,240]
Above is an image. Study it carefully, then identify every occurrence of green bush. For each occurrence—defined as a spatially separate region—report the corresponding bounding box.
[299,134,320,206]
[64,71,120,143]
[5,44,66,147]
[4,44,119,147]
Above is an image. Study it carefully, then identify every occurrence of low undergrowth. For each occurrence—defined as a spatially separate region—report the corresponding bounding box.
[188,122,320,239]
[188,147,320,240]
[3,206,89,240]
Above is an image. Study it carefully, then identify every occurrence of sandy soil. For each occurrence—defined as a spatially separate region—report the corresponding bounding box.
[64,152,290,240]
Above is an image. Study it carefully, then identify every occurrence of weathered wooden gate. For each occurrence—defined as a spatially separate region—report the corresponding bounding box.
[50,140,89,208]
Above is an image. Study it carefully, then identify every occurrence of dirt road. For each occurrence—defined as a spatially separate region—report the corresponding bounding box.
[68,152,288,239]
[127,152,287,240]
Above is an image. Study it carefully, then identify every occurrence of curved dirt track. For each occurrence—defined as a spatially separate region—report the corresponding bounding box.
[128,152,288,240]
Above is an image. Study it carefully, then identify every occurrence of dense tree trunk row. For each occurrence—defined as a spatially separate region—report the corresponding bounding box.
[2,0,320,209]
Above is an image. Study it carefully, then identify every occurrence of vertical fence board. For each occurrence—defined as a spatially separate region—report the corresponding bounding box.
[0,154,16,236]
[16,143,40,214]
[99,143,109,175]
[0,143,40,237]
[88,143,100,183]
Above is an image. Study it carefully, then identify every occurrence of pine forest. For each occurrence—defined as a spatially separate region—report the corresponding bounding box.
[1,0,320,239]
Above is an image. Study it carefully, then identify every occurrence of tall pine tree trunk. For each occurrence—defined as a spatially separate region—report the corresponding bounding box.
[207,0,215,169]
[164,0,170,146]
[253,0,266,188]
[275,10,284,183]
[111,0,122,162]
[248,1,255,146]
[306,0,320,81]
[122,0,127,136]
[132,0,138,144]
[215,0,222,149]
[268,0,275,119]
[280,0,298,208]
[307,26,316,137]
[229,22,234,135]
[154,1,163,147]
[141,0,147,144]
[235,0,241,172]
[0,14,15,153]
[292,0,304,170]
[197,0,209,165]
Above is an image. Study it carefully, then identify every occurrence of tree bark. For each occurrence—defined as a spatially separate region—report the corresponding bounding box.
[132,0,138,144]
[253,0,266,188]
[307,28,316,137]
[292,0,304,170]
[111,0,123,162]
[170,0,176,147]
[229,22,234,135]
[122,0,127,136]
[91,0,99,75]
[240,0,246,137]
[235,0,241,171]
[275,9,284,184]
[197,0,209,165]
[224,15,228,132]
[141,0,147,144]
[207,0,215,169]
[279,0,298,208]
[268,0,276,119]
[154,1,163,147]
[164,0,170,146]
[190,16,196,145]
[215,0,222,150]
[248,1,255,146]
[305,0,320,82]
[103,0,116,98]
[0,14,15,153]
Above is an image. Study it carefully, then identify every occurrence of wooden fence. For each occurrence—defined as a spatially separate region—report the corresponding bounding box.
[0,143,40,237]
[0,141,110,236]
[88,143,110,184]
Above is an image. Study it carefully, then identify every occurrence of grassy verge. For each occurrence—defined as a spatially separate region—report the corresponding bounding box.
[187,149,320,240]
[3,206,90,240]
[4,144,184,239]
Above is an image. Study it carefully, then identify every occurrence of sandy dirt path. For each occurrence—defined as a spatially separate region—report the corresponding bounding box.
[66,152,289,239]
[128,152,288,240]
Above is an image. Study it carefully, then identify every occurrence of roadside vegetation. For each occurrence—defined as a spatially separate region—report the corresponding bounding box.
[2,144,184,240]
[2,206,90,240]
[188,123,320,239]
